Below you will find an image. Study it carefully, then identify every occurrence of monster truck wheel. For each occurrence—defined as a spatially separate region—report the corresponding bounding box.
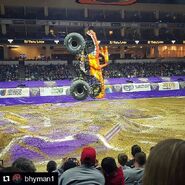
[64,32,86,54]
[70,80,90,100]
[90,84,102,98]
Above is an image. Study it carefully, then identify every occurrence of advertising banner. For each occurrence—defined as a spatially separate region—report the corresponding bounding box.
[158,82,180,91]
[122,83,151,92]
[29,88,40,97]
[40,87,69,96]
[179,81,185,89]
[112,84,123,92]
[0,88,29,98]
[150,83,159,91]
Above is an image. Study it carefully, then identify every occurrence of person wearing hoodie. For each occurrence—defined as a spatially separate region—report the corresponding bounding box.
[124,152,146,185]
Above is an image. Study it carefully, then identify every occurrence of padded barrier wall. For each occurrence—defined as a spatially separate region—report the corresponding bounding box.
[1,76,185,105]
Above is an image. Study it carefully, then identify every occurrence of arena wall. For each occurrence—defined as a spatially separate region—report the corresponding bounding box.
[0,77,185,105]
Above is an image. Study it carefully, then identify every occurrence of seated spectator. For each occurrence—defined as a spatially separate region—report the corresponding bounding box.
[126,145,142,168]
[59,147,105,185]
[12,157,36,172]
[46,160,57,173]
[143,139,185,185]
[62,158,79,172]
[124,152,146,185]
[55,157,79,177]
[101,157,124,185]
[118,153,130,170]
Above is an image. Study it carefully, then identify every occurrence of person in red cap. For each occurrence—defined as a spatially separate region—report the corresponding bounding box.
[80,146,96,166]
[59,146,105,185]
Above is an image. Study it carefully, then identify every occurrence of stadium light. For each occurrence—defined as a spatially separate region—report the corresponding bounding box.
[54,40,59,44]
[8,39,13,43]
[135,40,139,44]
[171,40,176,44]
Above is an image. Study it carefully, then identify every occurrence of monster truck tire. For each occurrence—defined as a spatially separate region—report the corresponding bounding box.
[70,79,90,100]
[64,32,86,54]
[89,83,102,98]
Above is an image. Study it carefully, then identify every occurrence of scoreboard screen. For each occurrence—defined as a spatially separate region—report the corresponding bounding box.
[77,0,137,6]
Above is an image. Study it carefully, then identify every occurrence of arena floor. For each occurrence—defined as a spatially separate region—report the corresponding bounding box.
[0,97,185,171]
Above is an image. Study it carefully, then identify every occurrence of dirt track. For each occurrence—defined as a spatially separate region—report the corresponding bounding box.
[0,97,185,170]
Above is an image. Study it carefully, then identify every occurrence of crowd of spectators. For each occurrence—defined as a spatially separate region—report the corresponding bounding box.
[1,7,185,41]
[0,139,184,185]
[104,62,185,78]
[0,65,19,81]
[24,65,75,81]
[2,28,185,41]
[1,6,185,23]
[1,61,185,82]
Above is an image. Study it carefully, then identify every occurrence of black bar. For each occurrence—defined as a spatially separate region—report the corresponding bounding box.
[0,173,58,185]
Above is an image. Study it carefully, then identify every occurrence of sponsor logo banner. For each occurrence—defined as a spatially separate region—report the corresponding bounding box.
[40,87,69,96]
[122,83,151,92]
[112,84,122,92]
[150,83,159,91]
[29,88,40,97]
[65,87,71,96]
[179,81,185,89]
[0,88,29,98]
[158,82,179,91]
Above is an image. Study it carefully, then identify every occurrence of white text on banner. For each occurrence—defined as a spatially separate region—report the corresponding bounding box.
[40,87,69,96]
[0,88,30,98]
[158,82,180,91]
[122,83,151,92]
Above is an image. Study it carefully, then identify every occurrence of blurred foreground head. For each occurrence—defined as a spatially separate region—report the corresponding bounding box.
[12,157,36,172]
[63,158,79,172]
[143,139,185,185]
